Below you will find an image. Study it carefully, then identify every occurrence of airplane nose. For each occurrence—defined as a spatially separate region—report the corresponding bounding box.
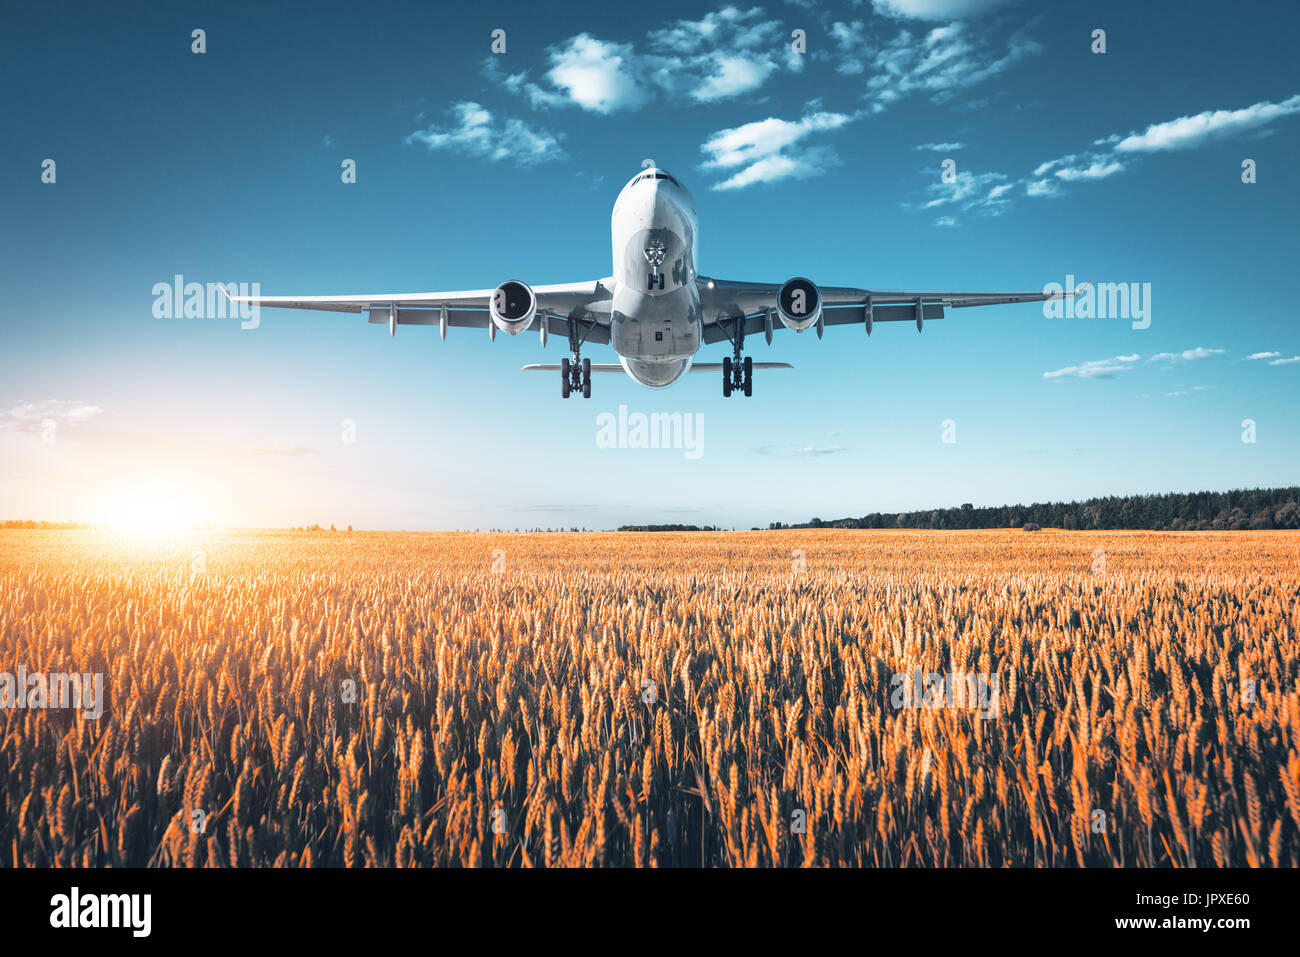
[636,181,666,216]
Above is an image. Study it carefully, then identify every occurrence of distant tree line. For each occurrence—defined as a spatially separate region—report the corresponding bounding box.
[617,524,724,532]
[0,520,100,529]
[773,487,1300,532]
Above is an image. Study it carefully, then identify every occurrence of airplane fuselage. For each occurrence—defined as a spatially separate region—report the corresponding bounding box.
[608,169,703,387]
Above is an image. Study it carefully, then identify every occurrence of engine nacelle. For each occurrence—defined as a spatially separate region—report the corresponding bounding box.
[490,280,537,335]
[776,277,822,332]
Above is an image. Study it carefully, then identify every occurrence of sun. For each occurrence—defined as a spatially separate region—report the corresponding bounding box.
[100,478,208,538]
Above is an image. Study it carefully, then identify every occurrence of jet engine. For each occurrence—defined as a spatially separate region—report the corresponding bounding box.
[490,280,537,335]
[776,277,821,332]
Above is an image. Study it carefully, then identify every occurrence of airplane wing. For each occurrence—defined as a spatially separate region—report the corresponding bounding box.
[696,277,1081,343]
[220,279,616,343]
[521,361,794,373]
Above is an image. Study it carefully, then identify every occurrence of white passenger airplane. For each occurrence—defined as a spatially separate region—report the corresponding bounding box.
[225,166,1075,398]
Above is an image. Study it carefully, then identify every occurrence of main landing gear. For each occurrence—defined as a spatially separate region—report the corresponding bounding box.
[560,356,591,399]
[721,318,754,398]
[722,355,752,397]
[561,320,594,398]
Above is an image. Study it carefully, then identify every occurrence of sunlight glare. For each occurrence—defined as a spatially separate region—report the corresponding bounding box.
[100,479,207,538]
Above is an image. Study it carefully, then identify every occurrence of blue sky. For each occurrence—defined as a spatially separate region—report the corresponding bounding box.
[2,0,1298,530]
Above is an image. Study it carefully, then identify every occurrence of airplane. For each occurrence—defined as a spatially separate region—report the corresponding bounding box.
[224,166,1078,399]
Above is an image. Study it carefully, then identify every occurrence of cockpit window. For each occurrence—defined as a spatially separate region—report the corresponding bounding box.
[634,171,680,186]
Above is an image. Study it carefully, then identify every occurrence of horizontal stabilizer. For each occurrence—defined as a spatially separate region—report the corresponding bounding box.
[689,362,793,372]
[521,363,625,373]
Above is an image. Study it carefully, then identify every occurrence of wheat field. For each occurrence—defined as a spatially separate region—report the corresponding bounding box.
[1,528,1297,867]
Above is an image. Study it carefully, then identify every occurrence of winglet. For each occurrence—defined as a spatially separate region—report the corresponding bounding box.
[217,282,235,302]
[1074,276,1095,297]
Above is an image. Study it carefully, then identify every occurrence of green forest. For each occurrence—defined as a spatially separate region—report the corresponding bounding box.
[776,486,1300,531]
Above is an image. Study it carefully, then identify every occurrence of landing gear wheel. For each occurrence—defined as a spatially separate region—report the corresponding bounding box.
[743,356,753,397]
[722,356,733,397]
[561,358,571,398]
[581,357,591,398]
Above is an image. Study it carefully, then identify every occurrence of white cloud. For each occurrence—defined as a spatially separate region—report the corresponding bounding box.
[692,55,777,102]
[872,0,1019,19]
[855,21,1040,105]
[1116,93,1300,153]
[540,35,648,113]
[1147,347,1224,364]
[1042,354,1140,380]
[650,6,778,53]
[503,10,792,113]
[1032,156,1069,177]
[934,215,959,227]
[1269,355,1300,366]
[1246,351,1281,360]
[702,111,851,190]
[703,112,850,167]
[653,7,787,101]
[1054,159,1124,181]
[1034,151,1122,180]
[710,149,838,190]
[915,141,965,151]
[1013,94,1300,208]
[755,443,848,457]
[921,168,1012,215]
[0,400,103,435]
[406,102,563,165]
[829,21,867,74]
[783,42,806,74]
